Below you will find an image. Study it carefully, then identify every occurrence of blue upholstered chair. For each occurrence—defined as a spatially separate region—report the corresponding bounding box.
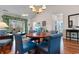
[43,31,57,42]
[15,34,37,54]
[17,32,26,36]
[38,33,62,54]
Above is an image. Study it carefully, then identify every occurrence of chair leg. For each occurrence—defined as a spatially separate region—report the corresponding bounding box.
[15,49,18,54]
[28,49,36,54]
[28,50,31,54]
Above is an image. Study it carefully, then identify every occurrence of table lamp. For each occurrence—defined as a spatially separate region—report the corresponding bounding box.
[0,21,9,35]
[0,21,8,28]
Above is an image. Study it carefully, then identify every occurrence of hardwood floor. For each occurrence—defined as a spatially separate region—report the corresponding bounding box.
[0,44,12,54]
[1,39,79,54]
[64,39,79,54]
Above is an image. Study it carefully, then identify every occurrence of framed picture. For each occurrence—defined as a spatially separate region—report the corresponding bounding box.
[42,21,46,26]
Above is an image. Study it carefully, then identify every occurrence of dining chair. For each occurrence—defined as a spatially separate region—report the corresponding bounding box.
[18,32,26,36]
[38,33,62,54]
[0,35,13,53]
[38,31,58,47]
[15,34,37,54]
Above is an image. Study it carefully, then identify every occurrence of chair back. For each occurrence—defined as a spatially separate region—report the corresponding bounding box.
[48,33,62,54]
[18,33,26,36]
[15,34,24,54]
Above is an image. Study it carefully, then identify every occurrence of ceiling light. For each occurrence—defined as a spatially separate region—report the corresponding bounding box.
[22,14,28,16]
[29,5,34,8]
[29,5,46,14]
[42,5,46,10]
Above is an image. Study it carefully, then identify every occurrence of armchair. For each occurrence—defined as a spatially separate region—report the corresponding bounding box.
[15,34,37,54]
[38,33,62,54]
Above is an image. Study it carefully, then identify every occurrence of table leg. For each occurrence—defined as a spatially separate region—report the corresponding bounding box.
[34,38,43,54]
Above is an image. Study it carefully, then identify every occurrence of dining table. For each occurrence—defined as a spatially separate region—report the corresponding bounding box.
[26,32,50,43]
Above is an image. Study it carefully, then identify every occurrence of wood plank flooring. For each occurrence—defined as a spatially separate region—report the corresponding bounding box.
[64,39,79,54]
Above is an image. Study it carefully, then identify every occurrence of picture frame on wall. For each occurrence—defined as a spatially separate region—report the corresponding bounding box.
[42,21,46,26]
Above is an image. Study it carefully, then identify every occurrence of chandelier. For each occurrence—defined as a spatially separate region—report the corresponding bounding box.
[29,5,46,14]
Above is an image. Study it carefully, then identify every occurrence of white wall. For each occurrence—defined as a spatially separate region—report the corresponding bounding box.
[0,12,4,21]
[30,5,79,38]
[31,11,53,31]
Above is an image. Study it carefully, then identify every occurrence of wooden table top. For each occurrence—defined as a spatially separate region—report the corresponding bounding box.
[26,33,50,38]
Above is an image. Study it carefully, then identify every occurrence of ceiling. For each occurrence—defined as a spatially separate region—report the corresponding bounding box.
[0,5,78,20]
[0,5,36,19]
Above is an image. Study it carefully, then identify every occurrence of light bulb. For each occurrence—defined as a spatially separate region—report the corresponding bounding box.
[29,5,34,8]
[42,5,46,10]
[39,8,43,13]
[32,8,36,12]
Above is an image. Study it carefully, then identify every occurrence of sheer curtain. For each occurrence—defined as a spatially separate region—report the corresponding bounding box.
[9,19,25,33]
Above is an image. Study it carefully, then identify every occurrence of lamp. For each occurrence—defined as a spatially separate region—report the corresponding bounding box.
[0,21,8,28]
[29,5,46,14]
[0,21,9,35]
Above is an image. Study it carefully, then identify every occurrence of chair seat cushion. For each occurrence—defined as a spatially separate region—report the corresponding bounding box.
[23,41,36,52]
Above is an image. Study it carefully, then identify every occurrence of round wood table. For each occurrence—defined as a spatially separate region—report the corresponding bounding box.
[26,33,50,42]
[26,33,50,38]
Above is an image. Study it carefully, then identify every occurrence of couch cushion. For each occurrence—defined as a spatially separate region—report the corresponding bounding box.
[0,39,11,46]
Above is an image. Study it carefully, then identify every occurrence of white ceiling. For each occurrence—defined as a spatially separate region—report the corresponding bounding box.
[0,5,36,19]
[0,5,79,19]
